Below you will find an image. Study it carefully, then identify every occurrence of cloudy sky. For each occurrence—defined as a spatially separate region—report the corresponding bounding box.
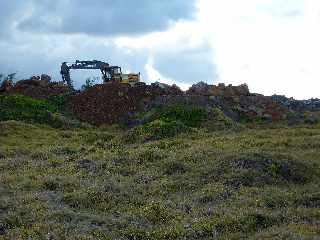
[0,0,320,99]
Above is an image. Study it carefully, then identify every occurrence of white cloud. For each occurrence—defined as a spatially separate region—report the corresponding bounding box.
[116,0,320,99]
[198,0,320,99]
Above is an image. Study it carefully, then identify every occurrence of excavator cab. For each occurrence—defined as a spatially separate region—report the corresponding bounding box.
[107,66,122,82]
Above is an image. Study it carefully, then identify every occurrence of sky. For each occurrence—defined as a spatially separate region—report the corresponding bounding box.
[0,0,320,99]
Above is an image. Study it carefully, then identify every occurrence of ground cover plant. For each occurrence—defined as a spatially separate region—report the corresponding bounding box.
[131,105,240,141]
[0,118,319,239]
[0,94,86,129]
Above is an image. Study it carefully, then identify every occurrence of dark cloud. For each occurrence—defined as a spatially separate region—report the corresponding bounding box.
[0,36,149,88]
[16,0,196,36]
[153,42,217,84]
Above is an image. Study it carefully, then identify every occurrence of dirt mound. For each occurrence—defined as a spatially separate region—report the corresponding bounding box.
[0,75,72,99]
[0,76,302,125]
[67,82,182,125]
[67,81,289,125]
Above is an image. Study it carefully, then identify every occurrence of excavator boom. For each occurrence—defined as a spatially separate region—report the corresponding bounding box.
[60,60,124,87]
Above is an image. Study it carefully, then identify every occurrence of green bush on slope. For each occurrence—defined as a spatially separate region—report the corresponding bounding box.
[0,95,84,128]
[0,95,57,123]
[150,104,207,127]
[130,105,240,140]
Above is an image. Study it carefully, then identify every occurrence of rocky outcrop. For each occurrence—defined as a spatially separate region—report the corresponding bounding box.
[271,95,320,111]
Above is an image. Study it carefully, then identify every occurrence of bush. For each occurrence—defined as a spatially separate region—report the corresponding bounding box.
[0,95,57,124]
[0,95,84,128]
[145,104,207,127]
[47,94,68,112]
[134,105,240,140]
[130,104,209,140]
[136,119,189,140]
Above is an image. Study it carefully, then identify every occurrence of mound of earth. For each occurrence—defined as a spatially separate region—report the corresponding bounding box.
[67,82,183,125]
[2,74,317,126]
[0,75,72,100]
[67,81,290,125]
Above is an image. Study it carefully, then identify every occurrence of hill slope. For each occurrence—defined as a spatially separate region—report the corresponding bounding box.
[0,121,319,239]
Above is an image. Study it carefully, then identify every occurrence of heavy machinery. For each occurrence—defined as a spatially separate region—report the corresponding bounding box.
[60,60,140,87]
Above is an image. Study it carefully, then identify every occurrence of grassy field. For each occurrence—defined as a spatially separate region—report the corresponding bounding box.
[0,120,319,239]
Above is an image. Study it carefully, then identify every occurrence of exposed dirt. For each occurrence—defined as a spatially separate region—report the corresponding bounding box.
[66,82,182,125]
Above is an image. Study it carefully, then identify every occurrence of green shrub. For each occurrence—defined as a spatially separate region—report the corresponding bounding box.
[0,95,57,124]
[136,119,189,140]
[134,105,240,140]
[47,94,68,112]
[144,104,207,127]
[0,95,85,128]
[129,104,209,140]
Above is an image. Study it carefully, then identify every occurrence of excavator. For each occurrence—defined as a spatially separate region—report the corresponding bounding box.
[60,60,141,87]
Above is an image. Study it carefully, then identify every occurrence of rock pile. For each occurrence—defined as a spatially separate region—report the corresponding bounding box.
[2,74,317,126]
[185,82,285,121]
[186,82,250,98]
[66,81,292,125]
[271,95,320,111]
[211,83,250,98]
[0,75,72,99]
[234,94,287,121]
[67,82,183,125]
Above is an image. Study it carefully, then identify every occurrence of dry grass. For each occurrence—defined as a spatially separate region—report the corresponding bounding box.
[0,121,319,239]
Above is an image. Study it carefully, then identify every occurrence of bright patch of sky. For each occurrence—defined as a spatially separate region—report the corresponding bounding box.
[116,0,320,99]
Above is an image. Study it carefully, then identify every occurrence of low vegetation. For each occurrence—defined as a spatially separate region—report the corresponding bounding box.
[0,94,86,129]
[0,116,319,239]
[131,105,240,141]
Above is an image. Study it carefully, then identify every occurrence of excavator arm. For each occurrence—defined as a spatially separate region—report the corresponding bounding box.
[60,60,122,87]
